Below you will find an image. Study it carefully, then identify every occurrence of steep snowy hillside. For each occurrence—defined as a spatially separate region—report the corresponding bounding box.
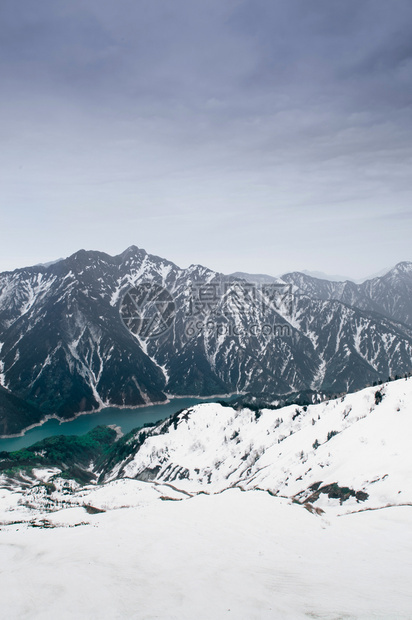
[98,377,412,514]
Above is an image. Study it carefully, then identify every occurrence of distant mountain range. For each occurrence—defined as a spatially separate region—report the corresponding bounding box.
[230,271,284,284]
[0,246,411,435]
[282,261,412,328]
[232,266,394,284]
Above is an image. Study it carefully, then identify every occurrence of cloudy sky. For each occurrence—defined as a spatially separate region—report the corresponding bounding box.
[1,0,411,278]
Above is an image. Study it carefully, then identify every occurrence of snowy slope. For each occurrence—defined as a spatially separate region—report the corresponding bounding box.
[100,377,412,514]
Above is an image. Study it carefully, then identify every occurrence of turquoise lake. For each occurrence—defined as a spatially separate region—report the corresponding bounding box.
[0,396,236,453]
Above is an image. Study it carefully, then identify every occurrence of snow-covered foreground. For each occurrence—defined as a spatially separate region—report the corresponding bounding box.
[1,488,412,619]
[1,378,412,618]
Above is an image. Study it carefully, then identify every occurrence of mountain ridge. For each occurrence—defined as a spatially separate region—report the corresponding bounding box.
[0,247,411,435]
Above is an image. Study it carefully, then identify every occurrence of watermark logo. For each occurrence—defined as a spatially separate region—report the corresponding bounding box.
[120,282,175,339]
[184,280,293,339]
[184,320,291,338]
[120,279,293,340]
[185,281,293,317]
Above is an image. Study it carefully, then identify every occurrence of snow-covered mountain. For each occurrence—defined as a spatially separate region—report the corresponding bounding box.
[0,247,412,434]
[282,261,412,328]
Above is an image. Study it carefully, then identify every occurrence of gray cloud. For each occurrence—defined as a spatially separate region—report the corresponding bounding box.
[0,0,411,277]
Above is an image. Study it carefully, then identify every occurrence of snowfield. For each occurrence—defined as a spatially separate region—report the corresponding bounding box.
[1,378,412,618]
[1,489,412,619]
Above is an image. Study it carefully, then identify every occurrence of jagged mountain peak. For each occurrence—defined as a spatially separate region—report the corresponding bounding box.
[186,263,219,279]
[116,245,183,275]
[65,248,106,267]
[387,261,412,276]
[121,244,146,255]
[46,246,182,279]
[117,245,149,263]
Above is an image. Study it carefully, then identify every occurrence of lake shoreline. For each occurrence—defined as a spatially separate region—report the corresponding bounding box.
[0,392,242,440]
[0,399,170,440]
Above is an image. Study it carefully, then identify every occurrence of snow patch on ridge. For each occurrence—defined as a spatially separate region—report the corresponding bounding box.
[0,342,5,387]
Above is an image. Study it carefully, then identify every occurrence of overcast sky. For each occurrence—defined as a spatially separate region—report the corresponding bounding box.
[1,0,411,278]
